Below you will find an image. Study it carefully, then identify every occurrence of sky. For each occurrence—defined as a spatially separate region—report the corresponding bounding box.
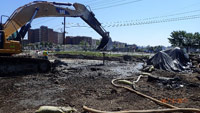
[0,0,200,46]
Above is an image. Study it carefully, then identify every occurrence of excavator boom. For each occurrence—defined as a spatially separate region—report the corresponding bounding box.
[2,1,112,51]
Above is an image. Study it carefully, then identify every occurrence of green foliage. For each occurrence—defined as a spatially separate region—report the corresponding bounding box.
[96,40,100,46]
[54,51,121,57]
[153,45,163,52]
[137,45,163,53]
[168,31,186,47]
[79,40,89,47]
[168,31,200,49]
[40,42,44,46]
[79,40,89,51]
[54,51,150,58]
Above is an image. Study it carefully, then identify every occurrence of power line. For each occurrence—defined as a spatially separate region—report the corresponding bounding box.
[92,0,143,10]
[33,9,200,28]
[103,14,200,27]
[27,1,200,27]
[141,9,200,21]
[40,14,200,38]
[33,11,200,29]
[167,1,200,14]
[32,18,55,26]
[61,14,200,28]
[109,9,200,24]
[32,0,143,25]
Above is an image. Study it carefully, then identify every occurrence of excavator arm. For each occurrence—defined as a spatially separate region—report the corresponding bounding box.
[2,1,112,50]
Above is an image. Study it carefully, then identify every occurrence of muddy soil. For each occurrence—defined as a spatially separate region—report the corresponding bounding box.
[0,58,199,113]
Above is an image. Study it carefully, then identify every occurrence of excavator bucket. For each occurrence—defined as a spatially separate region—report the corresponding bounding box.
[73,3,113,51]
[97,37,113,50]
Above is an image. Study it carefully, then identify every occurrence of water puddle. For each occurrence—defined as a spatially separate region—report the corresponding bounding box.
[110,62,143,77]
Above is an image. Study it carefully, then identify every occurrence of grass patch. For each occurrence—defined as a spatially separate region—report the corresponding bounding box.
[53,51,122,57]
[53,51,150,58]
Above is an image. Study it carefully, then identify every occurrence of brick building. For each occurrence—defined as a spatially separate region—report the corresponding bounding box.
[113,41,126,48]
[48,29,56,44]
[40,26,49,42]
[28,29,40,43]
[28,26,102,47]
[57,33,63,44]
[65,36,92,45]
[28,26,63,44]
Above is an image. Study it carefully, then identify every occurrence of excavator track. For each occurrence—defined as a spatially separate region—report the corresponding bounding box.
[0,56,51,76]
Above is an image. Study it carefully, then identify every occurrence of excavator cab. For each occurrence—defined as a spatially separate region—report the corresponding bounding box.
[7,32,17,41]
[0,20,21,55]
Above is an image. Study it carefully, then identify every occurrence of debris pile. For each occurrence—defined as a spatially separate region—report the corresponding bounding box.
[147,47,191,72]
[147,74,184,89]
[35,106,77,113]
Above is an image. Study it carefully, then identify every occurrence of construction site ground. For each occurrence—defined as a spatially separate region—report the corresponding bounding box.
[0,54,200,113]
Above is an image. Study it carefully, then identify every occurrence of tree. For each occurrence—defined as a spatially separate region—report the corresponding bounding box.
[144,45,152,53]
[153,45,163,52]
[80,40,89,46]
[40,42,44,47]
[96,40,100,47]
[168,31,186,47]
[168,31,200,52]
[35,43,39,49]
[184,33,194,51]
[80,40,89,51]
[48,42,53,48]
[193,32,200,48]
[44,42,48,48]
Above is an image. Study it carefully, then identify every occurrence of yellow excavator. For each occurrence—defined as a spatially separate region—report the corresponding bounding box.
[0,1,112,75]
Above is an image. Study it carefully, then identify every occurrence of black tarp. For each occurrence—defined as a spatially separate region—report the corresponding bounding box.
[147,47,190,72]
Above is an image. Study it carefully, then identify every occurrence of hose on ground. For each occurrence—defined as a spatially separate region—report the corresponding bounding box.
[111,78,178,109]
[83,73,200,113]
[83,106,200,113]
[117,75,143,89]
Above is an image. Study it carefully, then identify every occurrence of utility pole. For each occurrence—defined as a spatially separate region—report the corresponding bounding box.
[63,17,66,44]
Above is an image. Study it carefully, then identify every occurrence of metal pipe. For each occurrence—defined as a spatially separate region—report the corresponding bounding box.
[1,15,10,24]
[63,17,66,44]
[29,8,39,24]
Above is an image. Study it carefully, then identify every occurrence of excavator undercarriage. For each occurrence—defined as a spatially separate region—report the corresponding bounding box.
[0,56,51,76]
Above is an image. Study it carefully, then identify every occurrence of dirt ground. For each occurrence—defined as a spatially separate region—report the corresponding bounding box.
[0,56,200,113]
